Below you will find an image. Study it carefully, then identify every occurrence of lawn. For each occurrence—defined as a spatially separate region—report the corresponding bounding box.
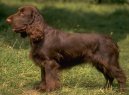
[0,0,129,95]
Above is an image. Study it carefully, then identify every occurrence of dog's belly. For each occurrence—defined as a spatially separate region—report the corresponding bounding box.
[58,55,85,68]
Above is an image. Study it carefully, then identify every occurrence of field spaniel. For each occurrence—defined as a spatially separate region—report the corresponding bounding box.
[6,5,126,92]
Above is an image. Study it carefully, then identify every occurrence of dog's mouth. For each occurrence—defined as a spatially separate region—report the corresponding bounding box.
[12,26,27,38]
[12,26,26,32]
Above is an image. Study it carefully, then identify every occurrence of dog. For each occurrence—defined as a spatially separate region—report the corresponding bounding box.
[6,5,126,92]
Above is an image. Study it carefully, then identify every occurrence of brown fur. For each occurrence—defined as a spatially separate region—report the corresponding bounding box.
[6,5,126,92]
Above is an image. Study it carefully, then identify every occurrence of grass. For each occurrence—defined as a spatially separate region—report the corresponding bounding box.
[0,0,129,95]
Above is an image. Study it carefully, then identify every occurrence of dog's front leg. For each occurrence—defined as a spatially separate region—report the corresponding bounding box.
[44,60,60,92]
[34,67,46,91]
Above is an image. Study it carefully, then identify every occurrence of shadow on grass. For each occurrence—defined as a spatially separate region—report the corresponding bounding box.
[41,6,129,42]
[0,3,129,49]
[0,3,18,29]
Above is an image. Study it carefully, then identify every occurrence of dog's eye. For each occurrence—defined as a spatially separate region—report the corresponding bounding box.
[19,8,25,16]
[19,12,24,16]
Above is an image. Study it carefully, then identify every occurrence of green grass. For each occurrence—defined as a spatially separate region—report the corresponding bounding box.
[0,0,129,95]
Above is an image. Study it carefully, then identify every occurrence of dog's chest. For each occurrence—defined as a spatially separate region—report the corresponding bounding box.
[30,49,44,66]
[30,45,60,66]
[29,42,46,66]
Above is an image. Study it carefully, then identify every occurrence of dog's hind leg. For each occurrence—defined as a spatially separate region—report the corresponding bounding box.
[94,63,114,89]
[92,52,126,91]
[108,63,126,91]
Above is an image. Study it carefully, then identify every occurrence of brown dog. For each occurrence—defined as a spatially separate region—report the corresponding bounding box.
[6,5,126,92]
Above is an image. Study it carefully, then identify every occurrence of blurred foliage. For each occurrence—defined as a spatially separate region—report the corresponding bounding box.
[19,0,129,4]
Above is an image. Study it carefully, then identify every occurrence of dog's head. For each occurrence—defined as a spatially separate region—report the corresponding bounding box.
[6,5,43,39]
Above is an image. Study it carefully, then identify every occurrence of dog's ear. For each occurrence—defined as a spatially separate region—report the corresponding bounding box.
[28,7,36,24]
[26,6,45,41]
[31,6,40,22]
[18,6,45,41]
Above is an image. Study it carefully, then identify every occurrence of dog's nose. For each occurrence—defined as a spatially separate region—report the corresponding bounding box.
[6,18,12,24]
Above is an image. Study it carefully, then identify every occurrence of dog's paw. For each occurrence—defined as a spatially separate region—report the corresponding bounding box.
[33,82,46,92]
